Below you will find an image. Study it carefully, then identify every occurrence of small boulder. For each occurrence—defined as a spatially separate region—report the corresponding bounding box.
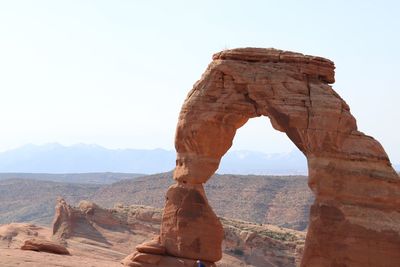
[21,238,70,255]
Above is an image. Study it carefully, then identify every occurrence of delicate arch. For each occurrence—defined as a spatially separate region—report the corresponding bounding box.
[127,48,400,267]
[173,48,399,266]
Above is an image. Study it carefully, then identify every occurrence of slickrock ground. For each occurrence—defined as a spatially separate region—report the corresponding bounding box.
[0,200,305,267]
[0,223,120,267]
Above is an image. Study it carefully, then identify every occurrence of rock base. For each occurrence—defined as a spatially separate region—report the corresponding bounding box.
[122,251,216,267]
[122,238,216,267]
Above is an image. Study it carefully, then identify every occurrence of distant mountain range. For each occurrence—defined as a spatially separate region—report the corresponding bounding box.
[0,143,174,174]
[0,172,143,184]
[0,143,309,175]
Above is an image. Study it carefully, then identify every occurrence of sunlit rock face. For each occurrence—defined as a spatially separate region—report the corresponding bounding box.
[127,48,400,267]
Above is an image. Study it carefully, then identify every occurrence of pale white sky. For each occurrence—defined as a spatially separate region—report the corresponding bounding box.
[0,1,399,163]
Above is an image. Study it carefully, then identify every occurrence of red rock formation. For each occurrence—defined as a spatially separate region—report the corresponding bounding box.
[52,198,73,239]
[52,198,161,245]
[21,238,70,255]
[128,48,400,267]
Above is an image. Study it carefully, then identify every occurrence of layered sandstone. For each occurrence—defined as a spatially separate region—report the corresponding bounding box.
[129,48,400,267]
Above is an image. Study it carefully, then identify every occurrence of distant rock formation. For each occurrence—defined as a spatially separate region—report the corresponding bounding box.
[129,48,400,267]
[52,198,161,242]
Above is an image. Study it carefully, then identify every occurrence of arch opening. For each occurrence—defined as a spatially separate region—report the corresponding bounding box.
[201,115,313,234]
[217,116,307,175]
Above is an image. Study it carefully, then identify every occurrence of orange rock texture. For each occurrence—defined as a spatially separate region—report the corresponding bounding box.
[128,48,400,267]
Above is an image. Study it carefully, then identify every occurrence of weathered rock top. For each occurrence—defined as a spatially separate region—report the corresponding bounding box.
[212,47,335,83]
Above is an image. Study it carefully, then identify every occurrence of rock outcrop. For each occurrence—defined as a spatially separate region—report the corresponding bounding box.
[52,198,161,244]
[129,48,400,267]
[220,217,305,267]
[21,238,70,255]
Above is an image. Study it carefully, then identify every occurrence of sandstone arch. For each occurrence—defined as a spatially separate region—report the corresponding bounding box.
[126,48,400,267]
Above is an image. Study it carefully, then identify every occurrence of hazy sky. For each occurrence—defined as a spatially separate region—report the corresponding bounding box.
[0,1,399,162]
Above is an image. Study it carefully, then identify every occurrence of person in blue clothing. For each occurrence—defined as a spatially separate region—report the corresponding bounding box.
[196,260,206,267]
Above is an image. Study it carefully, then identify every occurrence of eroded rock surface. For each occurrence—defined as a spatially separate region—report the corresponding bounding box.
[130,47,400,267]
